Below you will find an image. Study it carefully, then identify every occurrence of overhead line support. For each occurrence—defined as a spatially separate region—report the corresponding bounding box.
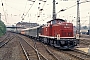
[53,0,56,20]
[76,0,80,38]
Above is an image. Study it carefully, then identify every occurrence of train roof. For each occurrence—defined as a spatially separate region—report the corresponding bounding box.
[30,26,41,29]
[21,28,30,31]
[21,26,41,31]
[47,19,65,23]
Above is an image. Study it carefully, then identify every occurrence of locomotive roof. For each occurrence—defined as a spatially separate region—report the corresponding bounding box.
[47,19,65,23]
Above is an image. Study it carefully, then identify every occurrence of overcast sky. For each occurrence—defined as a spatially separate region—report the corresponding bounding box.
[0,0,90,26]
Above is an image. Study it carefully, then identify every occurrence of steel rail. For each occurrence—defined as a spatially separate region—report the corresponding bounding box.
[24,40,48,60]
[34,40,59,60]
[41,43,59,60]
[0,35,14,48]
[17,36,48,60]
[0,33,10,43]
[19,41,30,60]
[61,50,90,60]
[72,49,90,56]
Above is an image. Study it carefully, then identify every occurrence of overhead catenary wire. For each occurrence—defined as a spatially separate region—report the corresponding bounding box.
[38,0,76,23]
[56,2,90,22]
[38,0,47,15]
[21,0,28,19]
[57,0,90,15]
[57,4,76,14]
[37,16,50,23]
[56,0,76,13]
[36,0,47,22]
[41,0,47,10]
[22,0,37,19]
[1,0,89,25]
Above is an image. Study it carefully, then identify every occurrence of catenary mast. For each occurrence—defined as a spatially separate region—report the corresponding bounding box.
[53,0,56,20]
[77,0,80,37]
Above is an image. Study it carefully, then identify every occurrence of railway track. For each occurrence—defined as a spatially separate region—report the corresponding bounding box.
[0,33,8,41]
[81,34,90,38]
[17,35,60,60]
[62,49,90,60]
[79,37,90,46]
[0,33,14,48]
[0,33,10,42]
[47,45,90,60]
[17,33,90,60]
[17,36,47,60]
[44,45,77,60]
[35,41,59,60]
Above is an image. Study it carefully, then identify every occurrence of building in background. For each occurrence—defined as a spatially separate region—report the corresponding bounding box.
[16,22,39,28]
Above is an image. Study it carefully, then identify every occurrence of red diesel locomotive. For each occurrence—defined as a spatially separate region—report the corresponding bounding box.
[39,19,79,49]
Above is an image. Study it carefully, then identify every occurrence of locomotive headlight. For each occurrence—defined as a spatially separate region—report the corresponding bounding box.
[60,41,65,44]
